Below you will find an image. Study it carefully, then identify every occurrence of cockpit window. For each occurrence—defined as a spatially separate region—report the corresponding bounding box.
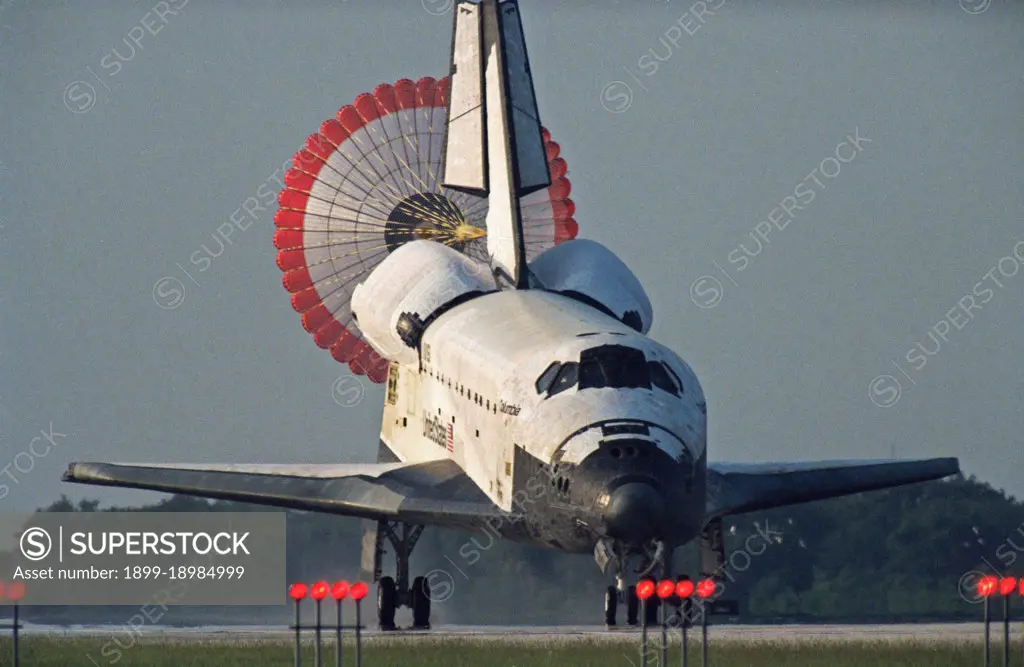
[649,361,680,396]
[548,362,578,396]
[535,362,561,394]
[578,345,651,390]
[663,363,684,394]
[538,348,683,398]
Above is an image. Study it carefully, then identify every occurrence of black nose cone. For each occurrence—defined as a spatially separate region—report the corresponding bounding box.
[604,482,664,541]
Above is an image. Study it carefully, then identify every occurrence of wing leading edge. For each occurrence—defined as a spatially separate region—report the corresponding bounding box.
[705,457,960,519]
[62,460,501,532]
[64,457,960,536]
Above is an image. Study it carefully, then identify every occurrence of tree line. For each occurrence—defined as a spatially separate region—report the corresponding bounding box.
[12,473,1023,625]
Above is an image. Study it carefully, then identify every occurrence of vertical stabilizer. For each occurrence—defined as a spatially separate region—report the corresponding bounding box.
[441,1,486,195]
[496,1,549,196]
[441,0,549,289]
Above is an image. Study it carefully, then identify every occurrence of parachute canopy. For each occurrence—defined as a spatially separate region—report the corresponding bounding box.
[274,76,578,383]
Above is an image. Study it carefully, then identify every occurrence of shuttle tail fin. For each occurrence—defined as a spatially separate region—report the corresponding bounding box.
[441,0,549,289]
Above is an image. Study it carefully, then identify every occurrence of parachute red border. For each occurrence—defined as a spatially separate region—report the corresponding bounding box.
[274,76,578,383]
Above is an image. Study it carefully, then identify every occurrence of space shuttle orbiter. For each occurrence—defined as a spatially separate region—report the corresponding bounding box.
[61,0,960,632]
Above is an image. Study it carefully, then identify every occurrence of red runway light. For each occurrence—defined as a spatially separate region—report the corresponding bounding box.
[656,579,675,599]
[311,580,329,601]
[350,582,368,601]
[288,583,309,600]
[6,582,24,602]
[676,580,695,599]
[977,576,998,598]
[636,579,655,601]
[999,577,1017,596]
[331,580,349,600]
[696,579,715,599]
[1019,579,1024,597]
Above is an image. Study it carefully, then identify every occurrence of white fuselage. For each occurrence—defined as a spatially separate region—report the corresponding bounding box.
[379,289,706,514]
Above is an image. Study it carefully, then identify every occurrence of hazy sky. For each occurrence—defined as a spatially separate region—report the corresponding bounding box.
[1,1,1021,513]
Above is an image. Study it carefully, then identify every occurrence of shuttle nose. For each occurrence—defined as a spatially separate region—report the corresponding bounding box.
[604,482,664,541]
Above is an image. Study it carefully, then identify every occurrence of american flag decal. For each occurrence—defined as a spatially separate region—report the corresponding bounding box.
[446,423,454,452]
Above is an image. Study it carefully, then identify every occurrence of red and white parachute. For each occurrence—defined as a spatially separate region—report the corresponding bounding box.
[274,76,578,383]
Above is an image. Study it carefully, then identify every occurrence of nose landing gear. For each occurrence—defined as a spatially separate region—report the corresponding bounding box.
[597,539,670,628]
[604,581,661,627]
[604,585,618,626]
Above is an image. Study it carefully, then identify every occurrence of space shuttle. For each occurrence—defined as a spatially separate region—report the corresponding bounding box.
[63,0,959,629]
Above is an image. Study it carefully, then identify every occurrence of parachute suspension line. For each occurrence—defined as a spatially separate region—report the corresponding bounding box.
[331,120,417,207]
[274,76,576,384]
[318,121,481,248]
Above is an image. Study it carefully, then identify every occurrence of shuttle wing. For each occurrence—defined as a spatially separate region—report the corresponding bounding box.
[63,459,501,532]
[704,457,960,519]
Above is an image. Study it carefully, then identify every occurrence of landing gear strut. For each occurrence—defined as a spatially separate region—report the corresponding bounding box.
[605,580,643,627]
[604,586,618,626]
[597,539,671,628]
[626,584,640,626]
[362,520,430,630]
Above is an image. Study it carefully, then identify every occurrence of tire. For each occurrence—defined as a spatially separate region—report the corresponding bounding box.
[644,596,660,626]
[411,575,431,629]
[604,585,618,626]
[377,576,397,630]
[626,585,639,626]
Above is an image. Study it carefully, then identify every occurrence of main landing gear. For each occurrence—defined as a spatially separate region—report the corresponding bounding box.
[362,520,431,630]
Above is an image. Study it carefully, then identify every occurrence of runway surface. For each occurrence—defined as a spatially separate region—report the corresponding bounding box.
[7,622,1013,644]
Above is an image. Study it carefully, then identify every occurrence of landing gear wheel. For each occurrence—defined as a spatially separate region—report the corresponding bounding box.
[626,585,639,626]
[411,575,431,629]
[644,596,660,626]
[377,576,397,630]
[604,585,618,627]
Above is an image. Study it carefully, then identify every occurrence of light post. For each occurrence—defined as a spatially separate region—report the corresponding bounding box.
[636,579,656,667]
[696,578,715,667]
[310,580,329,667]
[998,577,1017,667]
[288,583,309,667]
[331,580,349,667]
[656,579,675,667]
[350,581,369,667]
[676,577,695,667]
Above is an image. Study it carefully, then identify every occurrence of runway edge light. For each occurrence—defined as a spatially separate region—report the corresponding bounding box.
[331,580,349,600]
[6,583,24,602]
[636,579,655,600]
[350,582,368,601]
